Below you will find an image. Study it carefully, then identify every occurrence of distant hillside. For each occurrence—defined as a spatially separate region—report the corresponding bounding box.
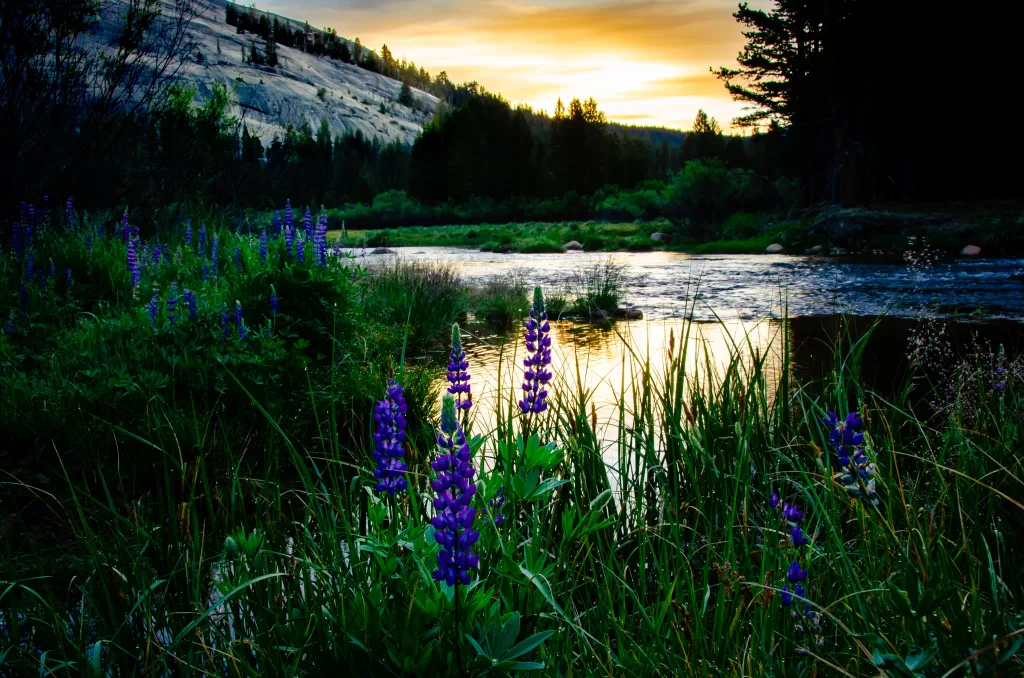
[90,0,439,145]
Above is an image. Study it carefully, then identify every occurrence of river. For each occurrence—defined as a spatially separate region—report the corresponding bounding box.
[351,248,1024,469]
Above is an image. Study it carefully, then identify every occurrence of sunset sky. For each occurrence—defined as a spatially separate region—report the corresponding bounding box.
[261,0,761,132]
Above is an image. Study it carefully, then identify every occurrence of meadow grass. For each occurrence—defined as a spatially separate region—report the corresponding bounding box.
[2,209,1023,676]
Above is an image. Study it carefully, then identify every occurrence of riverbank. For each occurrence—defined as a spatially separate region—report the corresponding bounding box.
[330,201,1024,257]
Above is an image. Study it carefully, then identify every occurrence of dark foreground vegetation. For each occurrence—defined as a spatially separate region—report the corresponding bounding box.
[2,207,1024,676]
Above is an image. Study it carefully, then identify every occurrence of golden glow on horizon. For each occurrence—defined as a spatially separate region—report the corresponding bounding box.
[263,0,759,131]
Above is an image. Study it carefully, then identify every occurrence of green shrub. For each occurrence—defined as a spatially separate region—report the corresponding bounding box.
[721,211,762,239]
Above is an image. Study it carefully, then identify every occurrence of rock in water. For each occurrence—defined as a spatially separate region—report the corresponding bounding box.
[961,244,982,256]
[563,241,583,251]
[650,232,671,243]
[809,245,825,255]
[765,243,784,254]
[370,247,396,254]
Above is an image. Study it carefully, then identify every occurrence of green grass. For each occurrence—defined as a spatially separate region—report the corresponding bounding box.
[332,221,656,253]
[2,209,1024,676]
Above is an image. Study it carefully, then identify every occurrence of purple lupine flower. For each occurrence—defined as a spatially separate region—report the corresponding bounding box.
[148,294,160,327]
[372,379,409,494]
[787,561,808,583]
[233,245,242,272]
[782,503,803,523]
[318,213,329,267]
[211,235,219,272]
[166,282,178,327]
[10,222,21,259]
[24,250,34,281]
[65,196,74,231]
[994,364,1007,392]
[269,285,278,316]
[184,220,193,247]
[285,200,293,230]
[221,311,232,341]
[235,300,246,341]
[431,394,480,586]
[120,210,130,241]
[487,486,506,526]
[447,323,472,411]
[259,229,267,264]
[303,207,312,236]
[769,492,780,508]
[127,236,141,288]
[152,244,162,266]
[23,220,32,252]
[519,287,553,415]
[781,583,805,607]
[199,224,207,255]
[285,222,295,257]
[823,411,864,468]
[183,289,197,321]
[295,237,305,264]
[790,525,810,547]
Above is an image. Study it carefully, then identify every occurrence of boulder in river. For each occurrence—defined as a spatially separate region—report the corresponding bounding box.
[650,232,671,243]
[370,247,396,255]
[809,245,825,255]
[961,244,982,256]
[610,306,644,320]
[765,243,785,254]
[563,241,583,251]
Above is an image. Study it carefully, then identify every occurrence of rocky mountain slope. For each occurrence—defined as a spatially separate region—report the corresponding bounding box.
[92,0,438,145]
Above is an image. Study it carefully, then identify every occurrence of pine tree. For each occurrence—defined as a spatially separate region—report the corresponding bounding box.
[265,35,278,66]
[398,81,413,107]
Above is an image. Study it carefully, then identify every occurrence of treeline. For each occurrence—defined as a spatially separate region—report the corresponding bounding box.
[716,0,1021,204]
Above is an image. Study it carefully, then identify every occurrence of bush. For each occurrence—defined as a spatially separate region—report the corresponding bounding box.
[721,211,762,239]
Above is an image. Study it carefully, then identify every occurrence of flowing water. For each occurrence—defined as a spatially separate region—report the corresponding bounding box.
[353,248,1024,472]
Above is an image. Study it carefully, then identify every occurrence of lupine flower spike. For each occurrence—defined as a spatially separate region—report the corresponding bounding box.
[148,294,160,327]
[519,286,552,415]
[259,229,267,264]
[447,323,472,411]
[824,411,877,504]
[431,394,479,586]
[372,379,408,494]
[166,283,178,327]
[269,285,278,317]
[183,289,197,321]
[235,301,246,341]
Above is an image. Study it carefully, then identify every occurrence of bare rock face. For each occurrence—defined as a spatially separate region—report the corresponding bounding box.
[765,243,785,254]
[563,241,583,251]
[650,232,671,243]
[961,244,982,256]
[89,0,439,146]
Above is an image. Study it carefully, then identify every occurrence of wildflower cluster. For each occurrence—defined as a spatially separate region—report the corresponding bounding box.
[372,379,409,494]
[430,394,479,586]
[447,323,472,411]
[519,286,552,415]
[770,493,822,654]
[824,411,877,505]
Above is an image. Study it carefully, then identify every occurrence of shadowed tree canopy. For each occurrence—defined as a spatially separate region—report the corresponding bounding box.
[715,0,1020,204]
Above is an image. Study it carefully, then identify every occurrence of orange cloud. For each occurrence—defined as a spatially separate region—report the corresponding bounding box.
[263,0,755,130]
